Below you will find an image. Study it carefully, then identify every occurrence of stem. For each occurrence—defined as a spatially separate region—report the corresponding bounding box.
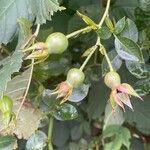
[48,116,54,150]
[102,47,114,72]
[16,59,34,119]
[98,0,111,27]
[66,26,92,39]
[16,24,40,119]
[80,46,97,71]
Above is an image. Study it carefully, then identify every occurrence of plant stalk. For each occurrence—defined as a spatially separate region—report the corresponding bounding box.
[66,26,92,39]
[98,0,111,27]
[48,116,54,150]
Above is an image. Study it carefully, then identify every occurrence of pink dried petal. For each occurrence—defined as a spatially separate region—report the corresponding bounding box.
[116,93,133,110]
[111,90,125,111]
[117,83,143,100]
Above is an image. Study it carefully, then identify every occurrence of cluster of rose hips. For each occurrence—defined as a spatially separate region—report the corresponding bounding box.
[24,31,142,109]
[24,32,85,104]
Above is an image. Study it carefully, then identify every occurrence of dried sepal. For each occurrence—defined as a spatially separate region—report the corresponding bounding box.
[50,81,73,104]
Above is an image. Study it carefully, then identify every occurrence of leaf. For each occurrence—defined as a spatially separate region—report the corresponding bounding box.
[83,121,91,135]
[71,124,83,140]
[0,18,32,98]
[85,65,102,81]
[82,46,95,57]
[87,81,107,120]
[69,142,79,150]
[114,17,126,34]
[17,18,32,45]
[0,0,63,44]
[26,130,47,150]
[125,61,150,79]
[134,78,150,96]
[97,26,112,39]
[77,11,98,29]
[68,4,102,34]
[103,103,125,130]
[68,84,90,103]
[53,121,71,147]
[139,0,150,12]
[114,36,143,62]
[0,68,42,139]
[0,51,23,98]
[0,101,42,139]
[68,0,97,10]
[124,95,150,135]
[102,50,122,76]
[4,68,31,100]
[112,0,138,20]
[54,103,78,121]
[78,139,88,150]
[120,18,138,42]
[0,135,17,150]
[131,137,144,150]
[34,53,71,82]
[103,125,131,150]
[31,0,65,24]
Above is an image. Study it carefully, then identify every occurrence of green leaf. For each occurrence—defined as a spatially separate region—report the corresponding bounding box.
[82,46,96,57]
[114,17,126,34]
[4,68,31,100]
[103,125,131,150]
[77,11,98,29]
[69,142,79,150]
[0,51,23,98]
[68,0,97,10]
[0,135,17,149]
[120,18,138,42]
[68,4,102,34]
[26,130,47,150]
[31,0,65,24]
[114,36,143,62]
[54,103,78,121]
[97,26,112,39]
[139,0,150,12]
[87,81,107,120]
[0,18,32,98]
[68,84,90,103]
[17,18,32,45]
[112,0,138,20]
[125,95,150,135]
[102,50,122,76]
[85,65,101,82]
[33,53,71,82]
[134,78,150,96]
[78,139,88,150]
[125,61,150,79]
[83,121,91,135]
[0,0,63,44]
[103,103,125,130]
[71,124,83,140]
[53,121,71,147]
[131,138,144,150]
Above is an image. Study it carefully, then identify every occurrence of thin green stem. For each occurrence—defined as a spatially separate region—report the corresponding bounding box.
[98,0,111,27]
[79,45,98,71]
[16,24,40,119]
[103,48,114,72]
[66,26,92,39]
[48,116,54,150]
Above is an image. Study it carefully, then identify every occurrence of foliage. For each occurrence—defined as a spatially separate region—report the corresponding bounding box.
[0,0,150,149]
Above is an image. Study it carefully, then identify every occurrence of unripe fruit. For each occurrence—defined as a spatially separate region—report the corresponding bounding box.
[45,32,68,54]
[104,71,121,89]
[0,96,13,113]
[0,96,13,125]
[67,68,85,88]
